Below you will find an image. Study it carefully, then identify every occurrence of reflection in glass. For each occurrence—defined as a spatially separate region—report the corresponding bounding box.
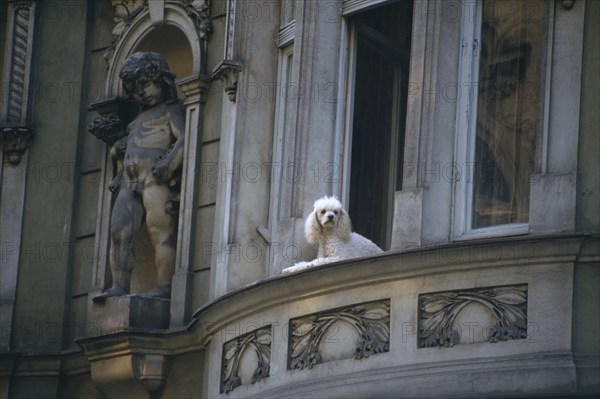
[472,0,544,229]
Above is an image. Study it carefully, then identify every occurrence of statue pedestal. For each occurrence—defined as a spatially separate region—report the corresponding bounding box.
[93,295,170,331]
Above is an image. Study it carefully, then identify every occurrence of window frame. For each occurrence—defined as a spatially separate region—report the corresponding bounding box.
[270,44,295,221]
[338,2,410,249]
[339,0,404,205]
[452,0,547,241]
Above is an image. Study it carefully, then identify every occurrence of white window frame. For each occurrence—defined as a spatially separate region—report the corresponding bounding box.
[338,19,356,207]
[452,0,532,241]
[270,44,295,221]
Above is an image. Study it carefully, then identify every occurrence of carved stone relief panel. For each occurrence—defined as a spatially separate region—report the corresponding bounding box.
[288,299,391,370]
[186,0,213,40]
[418,285,528,348]
[220,325,272,393]
[104,0,146,68]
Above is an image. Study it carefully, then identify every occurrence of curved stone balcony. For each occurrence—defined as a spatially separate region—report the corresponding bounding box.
[78,233,599,398]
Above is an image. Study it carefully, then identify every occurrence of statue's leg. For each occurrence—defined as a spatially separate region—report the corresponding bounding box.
[93,187,145,303]
[141,184,177,299]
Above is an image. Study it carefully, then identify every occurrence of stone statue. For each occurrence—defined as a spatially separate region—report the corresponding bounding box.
[93,52,185,303]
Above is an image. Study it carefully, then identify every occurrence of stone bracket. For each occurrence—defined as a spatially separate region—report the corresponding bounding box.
[0,123,34,164]
[81,348,169,399]
[134,353,169,398]
[212,60,242,102]
[76,330,201,399]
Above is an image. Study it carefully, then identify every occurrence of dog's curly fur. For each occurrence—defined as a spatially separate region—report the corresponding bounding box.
[282,196,383,273]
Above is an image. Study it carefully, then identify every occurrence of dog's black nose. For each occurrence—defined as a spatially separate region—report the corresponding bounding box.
[327,214,334,220]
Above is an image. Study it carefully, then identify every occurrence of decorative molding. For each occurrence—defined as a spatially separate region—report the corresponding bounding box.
[186,0,213,40]
[212,60,242,102]
[176,74,212,104]
[220,326,271,393]
[104,1,205,96]
[3,1,35,123]
[419,285,528,348]
[0,124,34,164]
[342,0,389,16]
[1,0,36,164]
[224,0,237,60]
[288,300,390,370]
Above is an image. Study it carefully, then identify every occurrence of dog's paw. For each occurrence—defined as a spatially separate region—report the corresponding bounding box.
[282,261,311,274]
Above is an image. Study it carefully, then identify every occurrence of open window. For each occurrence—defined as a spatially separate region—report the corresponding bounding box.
[343,0,413,249]
[453,0,546,239]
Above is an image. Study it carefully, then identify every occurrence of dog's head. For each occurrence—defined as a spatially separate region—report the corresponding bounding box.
[305,196,352,243]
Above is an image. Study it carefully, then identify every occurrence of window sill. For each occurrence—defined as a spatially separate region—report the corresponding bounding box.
[453,223,529,242]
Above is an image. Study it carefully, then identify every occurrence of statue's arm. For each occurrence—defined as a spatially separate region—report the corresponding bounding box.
[108,135,128,192]
[153,103,185,182]
[167,102,185,170]
[87,113,128,192]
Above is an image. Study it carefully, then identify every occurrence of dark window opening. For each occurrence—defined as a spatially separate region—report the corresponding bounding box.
[348,0,413,249]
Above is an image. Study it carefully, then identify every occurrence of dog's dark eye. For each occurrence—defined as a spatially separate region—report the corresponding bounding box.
[333,211,338,215]
[320,210,326,214]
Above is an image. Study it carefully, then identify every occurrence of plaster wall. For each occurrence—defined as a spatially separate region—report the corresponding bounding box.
[576,0,600,234]
[12,0,90,354]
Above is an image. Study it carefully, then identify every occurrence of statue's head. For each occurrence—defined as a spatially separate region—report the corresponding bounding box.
[119,51,177,104]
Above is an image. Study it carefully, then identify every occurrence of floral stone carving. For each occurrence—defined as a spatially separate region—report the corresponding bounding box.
[221,326,271,393]
[419,284,528,348]
[288,300,391,370]
[104,0,146,68]
[186,0,213,39]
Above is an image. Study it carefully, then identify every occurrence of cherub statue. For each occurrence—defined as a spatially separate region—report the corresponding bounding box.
[93,52,185,303]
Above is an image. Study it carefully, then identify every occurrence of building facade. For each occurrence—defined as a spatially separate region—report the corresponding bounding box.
[0,0,598,398]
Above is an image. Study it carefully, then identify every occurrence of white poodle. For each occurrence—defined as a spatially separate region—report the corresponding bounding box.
[282,196,383,273]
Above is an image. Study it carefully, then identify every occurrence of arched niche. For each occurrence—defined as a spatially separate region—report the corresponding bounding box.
[89,1,211,328]
[105,3,202,97]
[135,25,193,80]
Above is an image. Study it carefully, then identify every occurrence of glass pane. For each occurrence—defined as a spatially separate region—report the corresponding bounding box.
[472,0,545,229]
